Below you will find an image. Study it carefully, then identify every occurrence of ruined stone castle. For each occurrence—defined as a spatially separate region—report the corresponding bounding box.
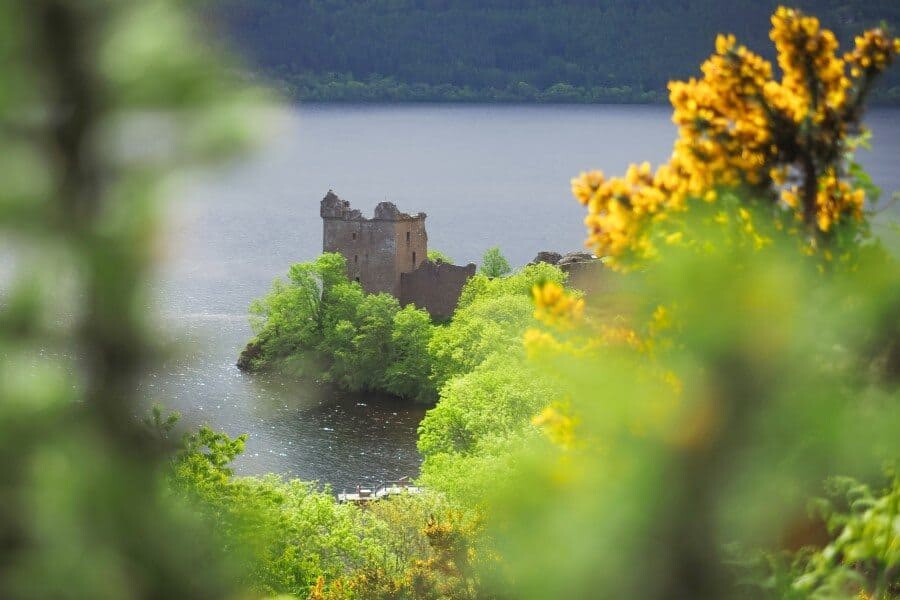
[320,191,474,319]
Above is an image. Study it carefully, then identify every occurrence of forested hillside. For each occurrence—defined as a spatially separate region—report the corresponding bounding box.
[209,0,900,102]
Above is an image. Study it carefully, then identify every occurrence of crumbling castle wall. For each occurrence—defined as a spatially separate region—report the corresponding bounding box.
[529,250,608,295]
[400,260,477,320]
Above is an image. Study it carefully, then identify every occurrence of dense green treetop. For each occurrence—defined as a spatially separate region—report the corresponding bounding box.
[478,246,512,278]
[208,0,900,103]
[427,248,453,264]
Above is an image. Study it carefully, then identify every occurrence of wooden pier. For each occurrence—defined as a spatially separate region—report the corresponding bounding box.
[337,476,421,503]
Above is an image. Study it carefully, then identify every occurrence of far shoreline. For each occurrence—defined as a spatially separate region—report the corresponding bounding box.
[240,72,900,107]
[279,96,900,108]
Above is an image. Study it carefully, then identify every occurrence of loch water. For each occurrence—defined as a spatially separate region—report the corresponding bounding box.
[152,104,900,491]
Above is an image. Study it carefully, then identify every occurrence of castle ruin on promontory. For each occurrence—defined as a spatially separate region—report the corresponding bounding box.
[320,191,475,319]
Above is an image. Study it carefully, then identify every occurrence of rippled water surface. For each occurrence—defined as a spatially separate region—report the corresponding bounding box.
[151,104,900,490]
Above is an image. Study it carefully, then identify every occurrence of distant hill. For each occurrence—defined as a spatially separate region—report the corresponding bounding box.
[207,0,900,103]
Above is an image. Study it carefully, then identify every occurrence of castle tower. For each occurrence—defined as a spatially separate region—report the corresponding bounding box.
[320,191,427,297]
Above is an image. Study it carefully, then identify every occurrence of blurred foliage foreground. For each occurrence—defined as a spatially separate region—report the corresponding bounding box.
[1,1,899,599]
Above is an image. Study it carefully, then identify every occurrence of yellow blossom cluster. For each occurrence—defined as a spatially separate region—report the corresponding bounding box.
[783,168,865,232]
[572,165,661,258]
[525,293,685,450]
[531,281,585,329]
[532,401,578,450]
[528,289,679,358]
[528,279,593,366]
[573,7,899,268]
[523,320,646,361]
[523,328,567,358]
[522,327,603,361]
[671,34,775,184]
[846,28,900,78]
[769,7,849,118]
[527,283,666,362]
[598,324,644,351]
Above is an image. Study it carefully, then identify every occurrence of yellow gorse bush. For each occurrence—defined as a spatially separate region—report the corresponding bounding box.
[504,8,899,600]
[572,6,899,268]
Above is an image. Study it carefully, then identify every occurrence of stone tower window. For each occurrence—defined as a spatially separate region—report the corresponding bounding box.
[354,254,358,264]
[412,251,416,266]
[406,231,410,243]
[352,232,357,240]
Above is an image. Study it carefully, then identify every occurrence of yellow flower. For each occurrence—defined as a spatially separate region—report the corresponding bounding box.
[532,282,585,330]
[523,328,564,358]
[571,170,604,205]
[532,402,578,449]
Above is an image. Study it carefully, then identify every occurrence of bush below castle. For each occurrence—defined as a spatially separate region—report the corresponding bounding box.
[239,252,568,403]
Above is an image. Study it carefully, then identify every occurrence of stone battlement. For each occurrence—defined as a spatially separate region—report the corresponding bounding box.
[321,190,425,222]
